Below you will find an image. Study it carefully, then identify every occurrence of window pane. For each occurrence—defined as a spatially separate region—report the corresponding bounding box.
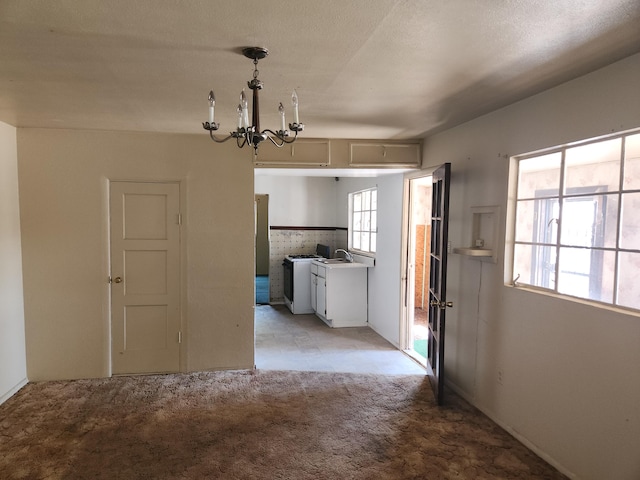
[515,199,558,244]
[515,200,536,243]
[513,244,532,285]
[518,153,561,199]
[618,252,640,309]
[560,194,618,248]
[514,243,556,289]
[565,139,621,194]
[353,212,362,230]
[371,213,377,232]
[353,231,361,249]
[362,190,370,210]
[361,232,370,252]
[370,233,376,253]
[623,133,640,190]
[558,248,614,303]
[620,192,640,250]
[371,190,377,210]
[353,192,361,211]
[363,211,370,231]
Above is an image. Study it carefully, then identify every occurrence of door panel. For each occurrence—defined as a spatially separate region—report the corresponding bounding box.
[124,305,169,351]
[318,277,326,317]
[124,194,169,239]
[427,163,451,405]
[110,182,181,375]
[124,250,168,294]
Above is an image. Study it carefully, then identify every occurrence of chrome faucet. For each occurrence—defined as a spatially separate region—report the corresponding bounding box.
[335,249,354,262]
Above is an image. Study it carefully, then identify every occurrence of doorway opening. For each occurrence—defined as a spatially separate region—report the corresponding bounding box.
[401,174,432,365]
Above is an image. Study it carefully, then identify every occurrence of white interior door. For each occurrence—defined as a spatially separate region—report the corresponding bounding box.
[110,181,181,375]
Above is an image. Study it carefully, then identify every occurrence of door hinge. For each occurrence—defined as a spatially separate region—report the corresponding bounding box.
[177,213,182,225]
[178,331,182,344]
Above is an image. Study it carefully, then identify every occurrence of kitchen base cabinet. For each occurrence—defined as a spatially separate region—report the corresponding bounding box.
[311,261,368,327]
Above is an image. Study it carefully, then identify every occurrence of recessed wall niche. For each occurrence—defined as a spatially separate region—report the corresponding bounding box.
[453,205,500,263]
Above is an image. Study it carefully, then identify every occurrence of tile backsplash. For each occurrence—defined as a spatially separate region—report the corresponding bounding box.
[268,228,347,303]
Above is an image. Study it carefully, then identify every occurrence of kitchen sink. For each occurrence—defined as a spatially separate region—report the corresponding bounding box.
[319,258,351,264]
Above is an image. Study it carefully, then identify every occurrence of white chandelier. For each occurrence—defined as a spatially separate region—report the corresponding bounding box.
[202,47,304,152]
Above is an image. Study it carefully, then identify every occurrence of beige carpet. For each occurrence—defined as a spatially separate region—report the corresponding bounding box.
[0,370,566,479]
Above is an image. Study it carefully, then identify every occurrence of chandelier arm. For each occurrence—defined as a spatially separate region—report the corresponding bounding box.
[208,130,235,143]
[236,134,249,148]
[262,130,287,148]
[267,129,299,145]
[279,131,299,144]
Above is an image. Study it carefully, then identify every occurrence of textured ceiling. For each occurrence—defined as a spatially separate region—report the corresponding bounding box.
[1,0,639,140]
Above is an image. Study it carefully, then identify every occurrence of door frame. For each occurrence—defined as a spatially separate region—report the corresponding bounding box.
[400,167,439,353]
[103,177,188,377]
[255,194,270,304]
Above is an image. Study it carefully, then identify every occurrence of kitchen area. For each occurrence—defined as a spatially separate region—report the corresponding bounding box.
[254,170,409,350]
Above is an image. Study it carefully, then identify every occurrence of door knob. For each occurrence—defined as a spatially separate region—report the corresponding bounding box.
[430,300,453,309]
[113,276,123,284]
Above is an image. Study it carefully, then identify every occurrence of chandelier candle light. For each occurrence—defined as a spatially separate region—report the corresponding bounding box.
[203,47,304,152]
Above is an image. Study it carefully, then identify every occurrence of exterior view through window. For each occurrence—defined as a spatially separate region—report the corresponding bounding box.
[349,187,377,255]
[510,129,640,312]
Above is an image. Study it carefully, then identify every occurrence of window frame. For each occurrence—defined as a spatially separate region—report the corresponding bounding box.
[507,127,640,313]
[348,187,378,257]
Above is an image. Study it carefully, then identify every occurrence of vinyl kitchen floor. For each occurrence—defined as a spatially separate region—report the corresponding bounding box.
[255,305,426,375]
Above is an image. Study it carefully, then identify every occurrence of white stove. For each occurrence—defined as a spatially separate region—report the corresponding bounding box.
[286,254,324,261]
[283,245,329,314]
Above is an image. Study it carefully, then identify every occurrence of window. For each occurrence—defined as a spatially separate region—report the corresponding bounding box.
[509,129,640,312]
[349,187,377,255]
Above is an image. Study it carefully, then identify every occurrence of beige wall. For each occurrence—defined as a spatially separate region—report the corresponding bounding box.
[0,121,27,404]
[17,129,255,381]
[427,53,640,480]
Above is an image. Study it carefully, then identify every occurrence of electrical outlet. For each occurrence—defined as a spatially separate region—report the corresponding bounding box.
[497,369,504,385]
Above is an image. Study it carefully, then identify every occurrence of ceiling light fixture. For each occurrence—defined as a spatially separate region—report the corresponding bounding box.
[203,47,304,153]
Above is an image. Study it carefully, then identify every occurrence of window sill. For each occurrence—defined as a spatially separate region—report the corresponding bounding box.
[350,253,375,267]
[504,283,640,318]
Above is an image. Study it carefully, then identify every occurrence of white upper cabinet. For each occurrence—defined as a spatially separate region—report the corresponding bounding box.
[253,139,331,166]
[349,142,421,167]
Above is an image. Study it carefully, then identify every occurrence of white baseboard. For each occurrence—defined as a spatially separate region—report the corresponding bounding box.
[444,379,576,479]
[0,377,28,406]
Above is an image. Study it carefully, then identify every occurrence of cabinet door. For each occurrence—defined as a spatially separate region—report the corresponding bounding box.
[349,142,420,167]
[310,274,317,312]
[253,139,331,166]
[317,277,327,317]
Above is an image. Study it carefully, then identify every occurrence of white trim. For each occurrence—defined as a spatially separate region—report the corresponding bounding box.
[399,169,435,351]
[445,379,577,480]
[0,377,28,406]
